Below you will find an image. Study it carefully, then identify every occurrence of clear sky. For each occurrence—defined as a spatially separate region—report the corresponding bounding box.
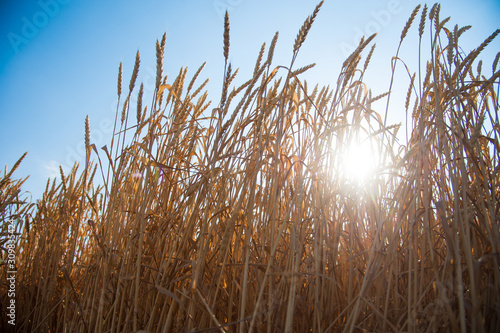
[1,0,499,201]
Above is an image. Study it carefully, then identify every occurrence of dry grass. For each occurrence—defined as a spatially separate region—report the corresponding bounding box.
[1,3,500,332]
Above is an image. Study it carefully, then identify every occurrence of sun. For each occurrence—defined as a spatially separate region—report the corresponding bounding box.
[339,134,380,185]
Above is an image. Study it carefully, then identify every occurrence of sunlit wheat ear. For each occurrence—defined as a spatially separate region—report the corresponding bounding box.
[432,4,443,34]
[223,10,230,62]
[85,115,90,150]
[363,43,376,72]
[423,61,432,88]
[121,96,129,124]
[429,3,439,23]
[187,61,206,95]
[459,29,500,74]
[405,73,416,113]
[343,33,376,69]
[493,52,500,73]
[137,83,144,125]
[418,4,427,38]
[156,33,166,91]
[117,62,123,98]
[447,29,455,65]
[253,42,266,76]
[429,2,437,20]
[0,151,27,189]
[59,165,67,191]
[156,39,162,90]
[191,77,209,100]
[291,63,316,77]
[475,29,500,57]
[456,25,471,46]
[266,31,279,65]
[341,34,376,90]
[293,1,324,53]
[220,63,232,107]
[400,4,421,43]
[129,50,141,93]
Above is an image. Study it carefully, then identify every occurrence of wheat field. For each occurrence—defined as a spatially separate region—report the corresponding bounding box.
[1,3,500,332]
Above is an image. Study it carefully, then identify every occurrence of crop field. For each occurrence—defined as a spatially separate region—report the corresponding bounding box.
[1,3,500,332]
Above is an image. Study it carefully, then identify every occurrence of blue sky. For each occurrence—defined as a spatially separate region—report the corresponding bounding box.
[1,0,499,201]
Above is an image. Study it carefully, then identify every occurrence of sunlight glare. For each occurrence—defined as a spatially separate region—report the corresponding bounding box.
[341,136,380,184]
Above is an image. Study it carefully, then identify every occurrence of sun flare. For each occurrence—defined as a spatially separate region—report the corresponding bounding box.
[339,135,380,184]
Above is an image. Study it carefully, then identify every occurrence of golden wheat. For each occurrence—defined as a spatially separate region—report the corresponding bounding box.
[1,3,500,332]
